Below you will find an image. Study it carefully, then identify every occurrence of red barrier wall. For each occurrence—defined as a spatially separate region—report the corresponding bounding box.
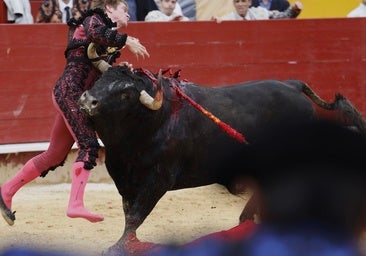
[0,18,365,144]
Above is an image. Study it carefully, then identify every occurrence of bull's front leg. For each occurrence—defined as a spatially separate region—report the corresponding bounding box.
[103,185,167,256]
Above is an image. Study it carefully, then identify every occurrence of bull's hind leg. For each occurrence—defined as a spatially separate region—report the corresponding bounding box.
[239,193,261,223]
[225,178,261,223]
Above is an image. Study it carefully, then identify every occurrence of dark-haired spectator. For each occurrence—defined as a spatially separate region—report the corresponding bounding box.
[35,0,91,23]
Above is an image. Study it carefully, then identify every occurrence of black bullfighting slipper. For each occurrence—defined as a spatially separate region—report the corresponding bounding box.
[0,187,15,226]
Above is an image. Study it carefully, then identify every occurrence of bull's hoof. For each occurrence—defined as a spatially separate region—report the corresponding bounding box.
[0,187,15,226]
[239,211,255,224]
[124,233,161,255]
[102,244,127,256]
[102,235,160,256]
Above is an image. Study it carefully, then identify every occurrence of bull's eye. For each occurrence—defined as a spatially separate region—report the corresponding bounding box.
[121,93,129,101]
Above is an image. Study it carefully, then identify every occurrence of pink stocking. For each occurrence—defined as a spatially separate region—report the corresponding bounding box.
[1,160,41,209]
[66,162,104,223]
[0,160,41,225]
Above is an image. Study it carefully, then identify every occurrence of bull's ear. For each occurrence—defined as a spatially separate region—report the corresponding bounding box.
[139,69,163,111]
[87,43,112,73]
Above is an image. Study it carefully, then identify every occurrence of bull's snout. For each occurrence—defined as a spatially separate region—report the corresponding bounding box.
[79,91,99,116]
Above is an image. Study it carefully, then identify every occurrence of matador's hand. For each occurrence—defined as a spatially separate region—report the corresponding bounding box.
[126,36,150,59]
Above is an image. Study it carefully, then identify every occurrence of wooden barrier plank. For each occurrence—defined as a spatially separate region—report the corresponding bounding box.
[0,19,365,145]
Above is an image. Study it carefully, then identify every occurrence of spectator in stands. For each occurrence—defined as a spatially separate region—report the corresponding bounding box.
[153,0,183,17]
[122,0,187,21]
[3,0,33,23]
[36,0,91,23]
[212,0,302,21]
[347,0,366,17]
[250,0,290,12]
[145,0,189,21]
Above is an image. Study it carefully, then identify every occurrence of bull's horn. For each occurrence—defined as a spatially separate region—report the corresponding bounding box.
[139,90,163,110]
[139,69,163,110]
[87,42,111,73]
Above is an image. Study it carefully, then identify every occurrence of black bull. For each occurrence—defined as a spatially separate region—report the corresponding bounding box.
[78,66,366,255]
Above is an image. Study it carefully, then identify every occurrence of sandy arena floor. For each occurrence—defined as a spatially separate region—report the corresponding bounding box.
[0,183,248,256]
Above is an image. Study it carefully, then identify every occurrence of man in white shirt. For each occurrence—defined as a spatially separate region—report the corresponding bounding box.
[216,0,302,21]
[347,0,366,18]
[146,0,189,21]
[58,0,73,23]
[154,0,183,16]
[3,0,34,23]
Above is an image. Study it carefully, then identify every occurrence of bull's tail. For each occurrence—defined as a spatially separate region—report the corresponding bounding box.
[332,94,366,136]
[286,79,366,136]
